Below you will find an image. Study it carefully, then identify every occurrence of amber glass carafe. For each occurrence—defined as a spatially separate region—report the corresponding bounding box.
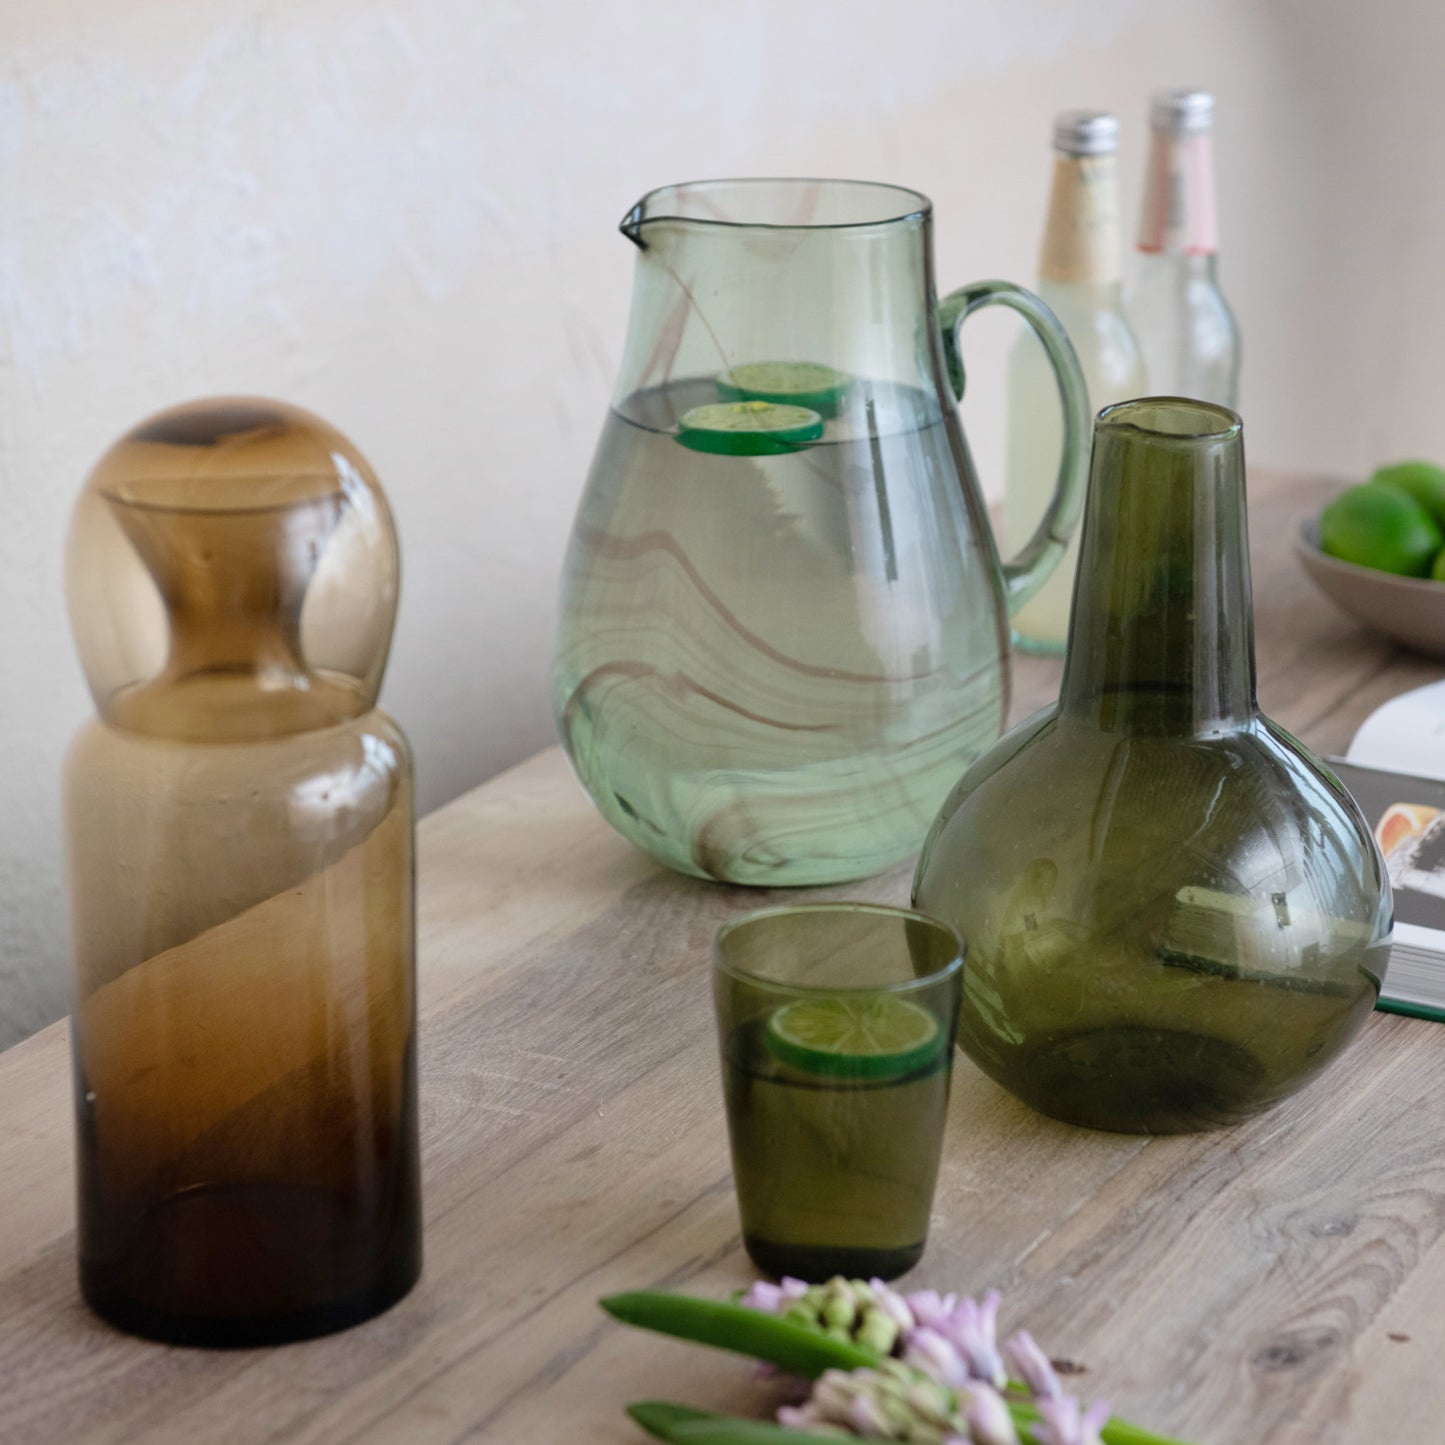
[914,399,1391,1134]
[63,399,421,1345]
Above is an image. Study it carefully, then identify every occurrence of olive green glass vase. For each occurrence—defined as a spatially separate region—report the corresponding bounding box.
[913,399,1392,1134]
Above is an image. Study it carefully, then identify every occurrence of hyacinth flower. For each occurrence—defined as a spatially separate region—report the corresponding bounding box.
[1002,1331,1065,1403]
[742,1279,1023,1404]
[600,1280,1195,1445]
[902,1289,1007,1391]
[777,1360,959,1440]
[776,1358,1101,1445]
[742,1277,917,1359]
[960,1382,1023,1445]
[1031,1396,1112,1445]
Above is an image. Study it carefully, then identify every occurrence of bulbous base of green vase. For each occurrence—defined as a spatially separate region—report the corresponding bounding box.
[914,711,1391,1135]
[962,1017,1373,1136]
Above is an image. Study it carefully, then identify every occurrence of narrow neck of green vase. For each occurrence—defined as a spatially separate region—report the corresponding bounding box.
[1058,397,1256,735]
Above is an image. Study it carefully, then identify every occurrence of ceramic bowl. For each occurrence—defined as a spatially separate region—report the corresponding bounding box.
[1296,518,1445,658]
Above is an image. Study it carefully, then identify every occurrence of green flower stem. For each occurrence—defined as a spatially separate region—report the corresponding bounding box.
[1097,1421,1197,1445]
[627,1402,723,1440]
[1008,1394,1196,1445]
[601,1292,878,1378]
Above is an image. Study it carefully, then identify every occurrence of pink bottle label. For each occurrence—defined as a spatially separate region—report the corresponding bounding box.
[1137,133,1218,256]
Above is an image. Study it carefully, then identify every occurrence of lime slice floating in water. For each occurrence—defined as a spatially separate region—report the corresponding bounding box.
[717,361,852,418]
[676,400,824,457]
[765,994,942,1079]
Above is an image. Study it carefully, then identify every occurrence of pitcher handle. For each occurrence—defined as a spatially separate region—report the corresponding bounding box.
[938,280,1092,614]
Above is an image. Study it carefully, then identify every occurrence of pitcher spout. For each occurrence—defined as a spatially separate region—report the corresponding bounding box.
[619,183,692,250]
[619,197,648,249]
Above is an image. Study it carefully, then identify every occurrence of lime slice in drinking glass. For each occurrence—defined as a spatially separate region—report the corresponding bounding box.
[676,400,825,456]
[717,361,852,418]
[765,994,943,1079]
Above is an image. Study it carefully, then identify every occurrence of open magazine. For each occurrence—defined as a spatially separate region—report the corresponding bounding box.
[1332,678,1445,1022]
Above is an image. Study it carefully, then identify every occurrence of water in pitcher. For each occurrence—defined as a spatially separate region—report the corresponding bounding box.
[554,375,1008,886]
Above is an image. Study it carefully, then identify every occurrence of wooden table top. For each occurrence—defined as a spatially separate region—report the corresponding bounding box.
[2,470,1443,1444]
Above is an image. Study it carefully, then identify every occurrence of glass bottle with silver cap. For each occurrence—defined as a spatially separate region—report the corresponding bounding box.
[1005,109,1147,655]
[1129,88,1242,407]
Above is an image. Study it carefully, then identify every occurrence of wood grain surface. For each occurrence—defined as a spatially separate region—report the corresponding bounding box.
[1,470,1442,1444]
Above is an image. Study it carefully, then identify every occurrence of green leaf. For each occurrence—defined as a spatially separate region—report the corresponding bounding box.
[672,1422,839,1445]
[626,1401,721,1441]
[624,1402,821,1445]
[600,1292,877,1378]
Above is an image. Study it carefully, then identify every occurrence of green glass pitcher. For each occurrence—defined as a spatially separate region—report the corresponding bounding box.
[554,179,1091,885]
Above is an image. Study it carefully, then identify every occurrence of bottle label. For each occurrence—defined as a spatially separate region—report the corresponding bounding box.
[1138,133,1219,255]
[1039,154,1123,285]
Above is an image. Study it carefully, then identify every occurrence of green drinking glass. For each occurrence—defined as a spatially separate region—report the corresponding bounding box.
[713,903,963,1281]
[914,399,1392,1134]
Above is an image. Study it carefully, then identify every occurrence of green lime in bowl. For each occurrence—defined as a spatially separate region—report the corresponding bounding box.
[676,400,824,456]
[716,361,852,418]
[1319,481,1442,578]
[1298,488,1445,659]
[1371,460,1445,529]
[765,993,943,1080]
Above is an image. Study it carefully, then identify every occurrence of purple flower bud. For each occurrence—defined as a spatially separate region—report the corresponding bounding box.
[741,1277,810,1314]
[1002,1328,1063,1401]
[778,1403,825,1429]
[1033,1398,1075,1445]
[904,1376,956,1427]
[906,1288,959,1329]
[963,1383,1023,1445]
[741,1281,785,1313]
[813,1369,859,1416]
[939,1290,1007,1388]
[1081,1400,1111,1443]
[904,1325,970,1387]
[868,1278,917,1334]
[1033,1395,1111,1445]
[847,1392,896,1436]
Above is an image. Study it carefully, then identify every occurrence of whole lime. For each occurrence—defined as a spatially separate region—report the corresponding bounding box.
[1320,482,1443,577]
[1370,460,1445,527]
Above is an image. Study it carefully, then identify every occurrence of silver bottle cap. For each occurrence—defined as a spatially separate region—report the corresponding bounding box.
[1052,110,1119,157]
[1150,88,1215,134]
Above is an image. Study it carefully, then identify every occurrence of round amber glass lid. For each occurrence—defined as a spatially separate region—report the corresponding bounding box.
[67,397,400,742]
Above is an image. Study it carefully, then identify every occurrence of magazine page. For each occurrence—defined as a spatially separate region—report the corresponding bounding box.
[1329,759,1445,953]
[1326,751,1445,1016]
[1346,678,1445,781]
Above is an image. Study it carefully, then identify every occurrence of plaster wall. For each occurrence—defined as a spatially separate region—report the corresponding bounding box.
[0,0,1416,1042]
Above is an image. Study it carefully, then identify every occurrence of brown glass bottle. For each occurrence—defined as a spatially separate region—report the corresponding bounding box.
[63,399,421,1345]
